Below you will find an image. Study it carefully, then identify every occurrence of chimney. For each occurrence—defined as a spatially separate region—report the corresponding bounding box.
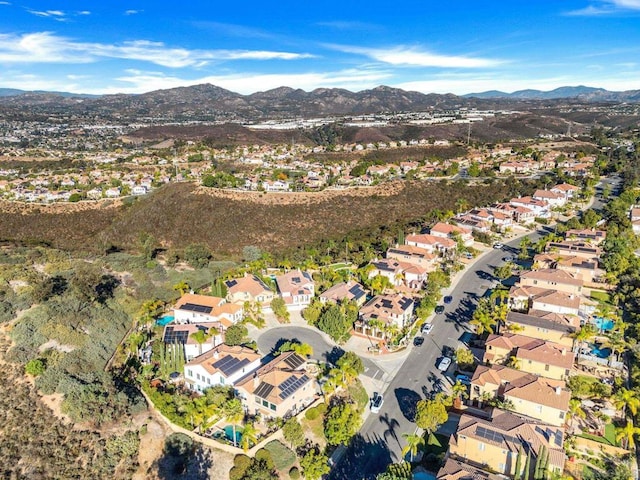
[555,386,562,395]
[213,350,219,360]
[561,348,566,356]
[253,372,260,388]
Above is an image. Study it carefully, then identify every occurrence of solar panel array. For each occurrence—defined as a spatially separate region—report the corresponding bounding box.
[381,299,393,309]
[164,326,189,344]
[349,283,365,300]
[279,374,310,400]
[283,354,305,370]
[226,279,238,288]
[213,356,251,376]
[475,426,520,446]
[179,303,213,314]
[254,382,275,399]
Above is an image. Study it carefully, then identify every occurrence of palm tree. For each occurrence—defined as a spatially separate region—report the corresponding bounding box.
[506,355,521,370]
[239,421,258,452]
[568,398,586,421]
[190,329,208,356]
[571,324,597,360]
[401,432,425,462]
[602,330,627,365]
[616,419,640,449]
[452,380,469,404]
[188,397,218,434]
[613,387,640,418]
[222,399,244,446]
[173,281,190,296]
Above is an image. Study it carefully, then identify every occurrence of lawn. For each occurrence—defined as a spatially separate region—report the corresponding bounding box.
[263,440,297,471]
[590,290,611,304]
[578,423,617,446]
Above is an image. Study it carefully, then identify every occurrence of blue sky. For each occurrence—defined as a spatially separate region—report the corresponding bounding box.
[0,0,639,95]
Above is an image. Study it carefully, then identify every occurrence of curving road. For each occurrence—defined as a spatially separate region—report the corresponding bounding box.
[329,176,619,479]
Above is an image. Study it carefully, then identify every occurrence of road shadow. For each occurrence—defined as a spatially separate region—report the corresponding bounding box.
[324,345,347,365]
[394,387,422,422]
[426,371,445,394]
[328,432,394,480]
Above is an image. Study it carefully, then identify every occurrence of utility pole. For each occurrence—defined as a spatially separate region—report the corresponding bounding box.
[467,122,471,145]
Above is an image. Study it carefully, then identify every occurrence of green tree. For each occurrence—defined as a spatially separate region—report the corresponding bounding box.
[317,304,352,343]
[454,347,475,370]
[534,445,547,480]
[616,419,640,449]
[514,447,523,480]
[401,432,424,462]
[415,399,448,441]
[336,351,364,382]
[222,399,244,447]
[239,422,257,452]
[225,324,249,346]
[282,418,305,450]
[523,450,531,480]
[277,340,313,357]
[190,329,209,356]
[300,447,330,480]
[184,243,212,268]
[324,402,360,446]
[613,387,640,417]
[173,281,190,296]
[494,262,514,280]
[302,299,323,325]
[270,297,290,323]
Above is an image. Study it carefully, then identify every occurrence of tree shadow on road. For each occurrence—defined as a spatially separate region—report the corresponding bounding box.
[394,387,422,423]
[328,432,393,480]
[379,412,401,450]
[325,345,347,365]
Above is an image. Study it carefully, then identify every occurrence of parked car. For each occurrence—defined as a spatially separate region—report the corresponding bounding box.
[371,393,384,413]
[413,336,425,346]
[444,295,453,304]
[493,242,504,249]
[435,305,445,314]
[421,323,433,334]
[437,356,452,372]
[455,374,471,385]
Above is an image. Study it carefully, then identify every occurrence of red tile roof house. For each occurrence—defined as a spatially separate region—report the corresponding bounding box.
[162,323,225,361]
[510,196,550,218]
[368,259,428,290]
[319,280,368,306]
[533,189,567,207]
[405,233,456,254]
[551,183,580,200]
[470,364,571,426]
[518,268,585,295]
[386,244,438,271]
[225,274,275,307]
[173,293,244,327]
[355,294,415,339]
[275,270,315,310]
[565,228,606,245]
[430,222,474,247]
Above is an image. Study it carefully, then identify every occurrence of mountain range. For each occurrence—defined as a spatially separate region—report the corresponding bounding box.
[0,84,639,122]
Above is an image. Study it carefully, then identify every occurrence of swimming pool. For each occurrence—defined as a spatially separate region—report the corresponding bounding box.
[589,343,612,359]
[223,425,243,444]
[156,315,174,326]
[593,316,614,332]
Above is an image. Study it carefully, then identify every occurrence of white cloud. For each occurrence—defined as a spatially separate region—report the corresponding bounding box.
[0,32,314,67]
[0,2,11,5]
[124,9,141,15]
[565,0,640,15]
[327,44,504,68]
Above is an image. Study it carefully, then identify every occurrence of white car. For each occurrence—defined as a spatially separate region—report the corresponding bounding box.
[371,393,384,413]
[493,242,504,249]
[421,323,433,334]
[437,357,452,372]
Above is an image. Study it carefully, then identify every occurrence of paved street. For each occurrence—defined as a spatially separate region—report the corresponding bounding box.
[329,176,620,479]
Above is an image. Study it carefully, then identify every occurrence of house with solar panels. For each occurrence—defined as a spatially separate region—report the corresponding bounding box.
[355,294,415,338]
[448,409,566,477]
[173,293,244,326]
[235,351,317,418]
[319,280,368,306]
[274,270,315,310]
[224,274,275,308]
[183,344,262,392]
[162,323,223,361]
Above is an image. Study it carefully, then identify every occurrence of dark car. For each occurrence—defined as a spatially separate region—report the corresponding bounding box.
[442,345,454,357]
[435,305,445,314]
[413,337,425,346]
[444,296,453,304]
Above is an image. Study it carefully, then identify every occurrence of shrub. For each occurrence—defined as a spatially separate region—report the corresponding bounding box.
[289,466,301,479]
[164,432,194,457]
[255,448,275,470]
[316,403,327,415]
[229,454,251,480]
[305,406,320,420]
[25,358,46,376]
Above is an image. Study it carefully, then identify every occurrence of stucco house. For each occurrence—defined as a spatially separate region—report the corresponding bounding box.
[184,345,262,392]
[225,274,275,307]
[275,270,315,309]
[173,293,244,326]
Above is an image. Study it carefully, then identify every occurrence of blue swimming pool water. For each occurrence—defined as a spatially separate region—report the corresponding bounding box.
[413,473,436,480]
[589,343,612,359]
[223,425,243,444]
[156,315,174,326]
[593,316,614,332]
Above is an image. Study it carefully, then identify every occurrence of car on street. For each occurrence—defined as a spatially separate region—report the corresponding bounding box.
[455,374,471,385]
[443,295,453,304]
[371,393,384,413]
[437,356,452,372]
[421,323,433,334]
[435,305,445,314]
[413,336,425,346]
[493,242,504,249]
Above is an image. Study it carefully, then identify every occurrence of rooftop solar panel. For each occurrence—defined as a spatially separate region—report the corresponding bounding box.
[283,354,305,370]
[180,303,213,314]
[163,326,189,344]
[254,382,275,399]
[279,374,310,400]
[213,356,251,376]
[226,279,238,288]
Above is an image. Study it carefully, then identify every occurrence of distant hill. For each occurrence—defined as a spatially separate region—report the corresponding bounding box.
[464,85,640,101]
[1,83,640,123]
